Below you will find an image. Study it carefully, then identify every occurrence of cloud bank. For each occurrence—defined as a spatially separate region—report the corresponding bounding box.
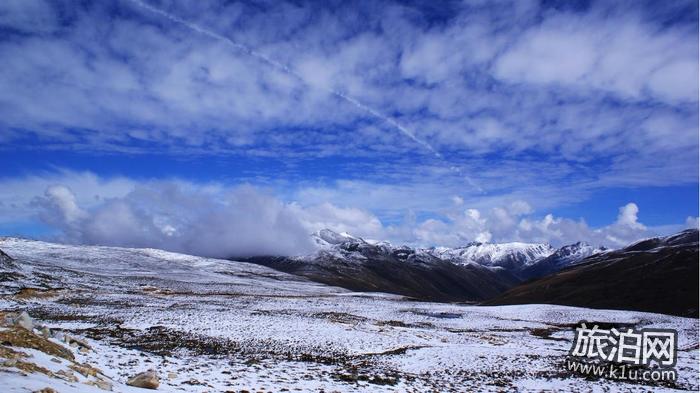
[23,176,695,257]
[32,183,317,257]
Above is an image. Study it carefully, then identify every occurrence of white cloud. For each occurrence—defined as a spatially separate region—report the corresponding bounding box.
[0,170,136,225]
[0,0,694,174]
[291,202,385,239]
[1,171,692,253]
[36,185,87,224]
[401,201,659,249]
[493,13,698,103]
[615,203,645,230]
[0,1,695,254]
[0,0,57,34]
[508,200,533,216]
[35,182,317,257]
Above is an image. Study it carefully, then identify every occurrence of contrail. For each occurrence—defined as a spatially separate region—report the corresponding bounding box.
[127,0,442,158]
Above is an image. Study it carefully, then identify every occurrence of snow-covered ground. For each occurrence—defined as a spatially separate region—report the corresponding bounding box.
[0,237,697,392]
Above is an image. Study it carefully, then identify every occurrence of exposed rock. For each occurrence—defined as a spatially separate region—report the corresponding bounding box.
[64,334,92,350]
[0,248,15,267]
[33,388,57,393]
[3,359,17,367]
[127,369,160,389]
[56,369,79,382]
[0,311,13,326]
[0,345,29,360]
[167,372,177,380]
[15,311,34,331]
[69,362,102,377]
[86,378,113,391]
[182,378,208,386]
[13,359,54,376]
[41,327,51,339]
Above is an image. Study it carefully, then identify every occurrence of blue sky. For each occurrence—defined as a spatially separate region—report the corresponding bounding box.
[0,0,697,256]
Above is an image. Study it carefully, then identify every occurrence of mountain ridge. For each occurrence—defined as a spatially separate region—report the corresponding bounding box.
[485,229,699,317]
[240,229,610,302]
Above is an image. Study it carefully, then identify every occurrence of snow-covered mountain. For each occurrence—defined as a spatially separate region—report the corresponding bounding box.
[488,229,699,317]
[309,229,555,269]
[241,229,606,301]
[307,229,591,274]
[518,241,608,280]
[243,230,522,302]
[426,242,555,270]
[312,228,364,247]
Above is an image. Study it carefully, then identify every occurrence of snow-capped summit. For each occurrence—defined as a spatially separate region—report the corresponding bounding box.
[518,241,607,280]
[312,229,363,247]
[280,229,617,291]
[306,229,559,270]
[244,229,521,302]
[427,242,555,270]
[550,241,607,263]
[303,229,563,273]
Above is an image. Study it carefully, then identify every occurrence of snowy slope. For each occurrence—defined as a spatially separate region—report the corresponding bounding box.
[0,237,340,296]
[0,237,697,392]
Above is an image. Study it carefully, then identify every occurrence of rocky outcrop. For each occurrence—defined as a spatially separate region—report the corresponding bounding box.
[0,323,74,361]
[15,310,34,331]
[127,369,160,389]
[0,248,14,266]
[0,311,115,391]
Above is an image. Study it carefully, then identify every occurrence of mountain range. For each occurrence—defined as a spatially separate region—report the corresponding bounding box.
[241,228,698,317]
[487,229,699,317]
[241,229,606,302]
[1,228,695,317]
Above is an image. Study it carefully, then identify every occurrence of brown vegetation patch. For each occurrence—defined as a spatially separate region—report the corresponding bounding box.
[15,288,63,300]
[0,327,74,361]
[69,362,103,377]
[13,359,54,376]
[375,320,435,329]
[310,312,368,324]
[0,345,29,360]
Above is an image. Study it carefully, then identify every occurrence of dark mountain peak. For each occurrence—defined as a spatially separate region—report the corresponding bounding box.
[552,241,606,256]
[487,228,699,317]
[0,248,13,262]
[0,248,15,267]
[517,241,607,281]
[624,228,698,252]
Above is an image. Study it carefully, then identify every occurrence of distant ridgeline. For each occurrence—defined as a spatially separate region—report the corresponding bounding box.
[240,229,699,317]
